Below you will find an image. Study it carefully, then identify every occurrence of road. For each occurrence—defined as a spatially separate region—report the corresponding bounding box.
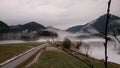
[1,44,47,68]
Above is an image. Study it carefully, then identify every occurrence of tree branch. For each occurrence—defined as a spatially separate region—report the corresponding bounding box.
[104,0,112,68]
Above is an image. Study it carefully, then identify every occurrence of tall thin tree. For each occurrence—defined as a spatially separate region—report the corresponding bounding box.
[104,0,112,68]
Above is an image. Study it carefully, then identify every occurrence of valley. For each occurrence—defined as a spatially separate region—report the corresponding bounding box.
[0,14,120,68]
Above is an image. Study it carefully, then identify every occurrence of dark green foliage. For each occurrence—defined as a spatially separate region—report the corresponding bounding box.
[21,35,31,40]
[62,38,71,49]
[0,21,10,33]
[38,30,58,37]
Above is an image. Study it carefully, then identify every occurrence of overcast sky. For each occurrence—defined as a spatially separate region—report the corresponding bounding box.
[0,0,120,29]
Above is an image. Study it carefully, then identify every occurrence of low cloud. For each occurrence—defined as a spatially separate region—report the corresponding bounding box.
[0,0,120,29]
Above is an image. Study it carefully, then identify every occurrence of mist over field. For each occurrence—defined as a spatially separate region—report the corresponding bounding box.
[0,0,120,68]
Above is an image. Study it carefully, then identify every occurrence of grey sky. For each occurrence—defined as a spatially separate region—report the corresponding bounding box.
[0,0,120,29]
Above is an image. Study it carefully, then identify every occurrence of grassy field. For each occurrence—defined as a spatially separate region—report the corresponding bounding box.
[0,42,43,64]
[76,52,120,68]
[28,50,89,68]
[28,50,120,68]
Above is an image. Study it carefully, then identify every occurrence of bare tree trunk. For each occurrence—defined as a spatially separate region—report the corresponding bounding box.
[44,37,52,45]
[104,0,112,68]
[113,31,120,44]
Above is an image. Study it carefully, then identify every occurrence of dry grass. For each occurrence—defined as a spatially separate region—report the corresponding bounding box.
[15,49,42,68]
[27,50,89,68]
[0,42,43,64]
[27,48,120,68]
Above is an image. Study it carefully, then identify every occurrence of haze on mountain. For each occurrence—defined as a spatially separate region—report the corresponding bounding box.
[0,0,120,29]
[14,21,46,31]
[0,21,10,33]
[66,14,120,35]
[0,21,46,33]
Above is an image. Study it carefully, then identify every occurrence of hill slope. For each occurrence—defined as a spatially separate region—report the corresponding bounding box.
[66,25,83,33]
[11,22,46,31]
[67,14,120,35]
[0,21,9,33]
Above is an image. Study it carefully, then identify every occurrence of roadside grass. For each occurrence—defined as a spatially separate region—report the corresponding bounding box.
[16,49,42,68]
[74,52,120,68]
[28,50,89,68]
[0,42,43,64]
[28,50,120,68]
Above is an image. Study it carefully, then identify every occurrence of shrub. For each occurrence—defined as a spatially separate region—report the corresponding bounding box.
[75,42,82,49]
[62,38,71,49]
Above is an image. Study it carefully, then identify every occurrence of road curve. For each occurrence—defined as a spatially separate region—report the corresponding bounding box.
[1,44,47,68]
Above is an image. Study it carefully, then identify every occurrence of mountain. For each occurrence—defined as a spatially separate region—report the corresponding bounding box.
[14,21,46,31]
[0,21,10,33]
[0,21,9,28]
[67,14,120,35]
[46,26,62,31]
[66,23,93,33]
[66,25,83,33]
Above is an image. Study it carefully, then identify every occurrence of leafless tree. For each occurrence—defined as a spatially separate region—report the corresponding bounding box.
[113,31,120,44]
[104,0,112,68]
[46,37,94,68]
[113,30,120,54]
[84,43,90,56]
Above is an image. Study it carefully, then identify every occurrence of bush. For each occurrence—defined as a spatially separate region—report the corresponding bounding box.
[62,38,71,49]
[118,47,120,55]
[75,42,82,49]
[21,35,31,40]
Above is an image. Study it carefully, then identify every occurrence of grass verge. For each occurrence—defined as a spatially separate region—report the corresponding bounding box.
[27,50,89,68]
[15,49,42,68]
[0,42,43,64]
[75,52,120,68]
[27,50,120,68]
